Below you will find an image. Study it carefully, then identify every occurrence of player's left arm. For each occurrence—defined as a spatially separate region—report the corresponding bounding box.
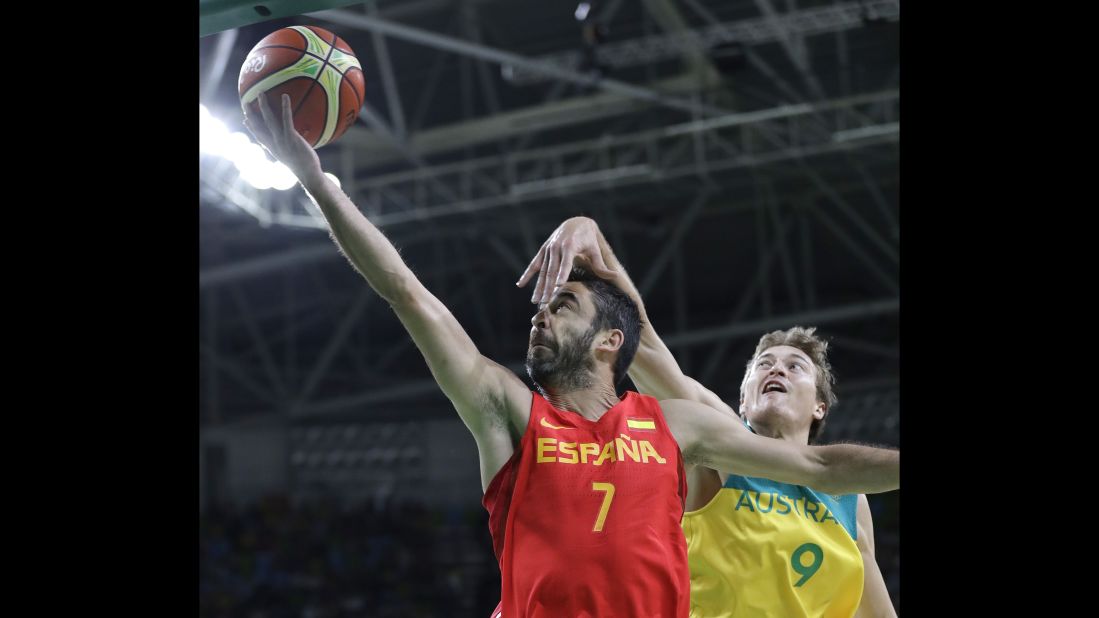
[853,494,898,618]
[661,399,899,495]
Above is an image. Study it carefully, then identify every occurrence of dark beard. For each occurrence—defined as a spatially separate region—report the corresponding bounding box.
[525,326,597,395]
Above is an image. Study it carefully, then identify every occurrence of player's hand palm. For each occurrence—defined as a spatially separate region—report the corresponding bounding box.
[243,93,323,184]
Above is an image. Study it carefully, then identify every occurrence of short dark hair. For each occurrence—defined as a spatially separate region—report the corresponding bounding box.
[567,268,641,386]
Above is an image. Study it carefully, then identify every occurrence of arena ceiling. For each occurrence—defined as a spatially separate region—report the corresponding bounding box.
[199,0,900,446]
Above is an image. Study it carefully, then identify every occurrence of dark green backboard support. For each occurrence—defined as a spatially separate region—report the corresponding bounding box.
[199,0,362,37]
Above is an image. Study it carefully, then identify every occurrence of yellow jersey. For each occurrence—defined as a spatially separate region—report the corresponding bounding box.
[683,473,863,617]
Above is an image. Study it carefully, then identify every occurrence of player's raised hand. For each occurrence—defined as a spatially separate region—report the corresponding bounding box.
[517,217,618,304]
[244,93,323,185]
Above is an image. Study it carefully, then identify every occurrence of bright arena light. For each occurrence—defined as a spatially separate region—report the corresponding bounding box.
[199,104,230,155]
[200,103,301,191]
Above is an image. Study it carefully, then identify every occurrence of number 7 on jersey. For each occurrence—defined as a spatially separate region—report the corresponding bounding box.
[592,482,615,532]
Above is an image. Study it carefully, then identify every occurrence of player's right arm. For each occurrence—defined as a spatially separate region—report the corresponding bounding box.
[517,216,734,415]
[246,94,531,489]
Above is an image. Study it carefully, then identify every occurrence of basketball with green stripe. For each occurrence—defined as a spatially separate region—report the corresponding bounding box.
[238,26,365,149]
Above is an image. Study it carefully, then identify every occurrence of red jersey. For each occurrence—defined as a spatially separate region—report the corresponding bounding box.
[483,391,689,617]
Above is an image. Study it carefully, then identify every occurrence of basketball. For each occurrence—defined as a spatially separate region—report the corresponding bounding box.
[238,26,365,149]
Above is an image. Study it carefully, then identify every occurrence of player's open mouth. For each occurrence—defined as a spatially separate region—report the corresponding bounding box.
[762,381,787,394]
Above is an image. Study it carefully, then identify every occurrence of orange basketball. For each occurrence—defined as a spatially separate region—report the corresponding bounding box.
[238,26,365,149]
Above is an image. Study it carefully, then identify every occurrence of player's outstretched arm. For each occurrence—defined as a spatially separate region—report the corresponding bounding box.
[661,398,899,495]
[246,93,531,489]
